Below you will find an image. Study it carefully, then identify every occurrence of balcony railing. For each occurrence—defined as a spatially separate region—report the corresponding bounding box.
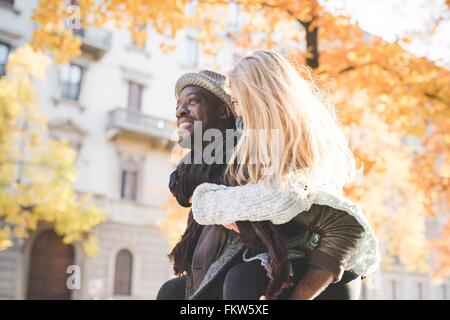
[107,108,177,147]
[73,28,112,59]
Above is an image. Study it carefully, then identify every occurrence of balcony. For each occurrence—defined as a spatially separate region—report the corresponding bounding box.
[107,108,177,149]
[73,28,112,59]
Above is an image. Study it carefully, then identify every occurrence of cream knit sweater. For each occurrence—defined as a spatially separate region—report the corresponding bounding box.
[192,173,380,277]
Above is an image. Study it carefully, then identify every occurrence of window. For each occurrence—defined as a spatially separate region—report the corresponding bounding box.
[0,42,10,77]
[60,64,83,101]
[113,249,133,295]
[391,280,397,300]
[417,282,423,300]
[127,81,143,110]
[120,160,139,201]
[361,282,367,300]
[185,36,198,68]
[0,0,15,5]
[72,28,85,37]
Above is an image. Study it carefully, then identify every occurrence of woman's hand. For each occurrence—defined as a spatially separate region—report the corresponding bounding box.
[223,223,240,233]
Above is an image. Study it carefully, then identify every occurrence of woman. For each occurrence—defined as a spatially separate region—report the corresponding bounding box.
[191,51,380,300]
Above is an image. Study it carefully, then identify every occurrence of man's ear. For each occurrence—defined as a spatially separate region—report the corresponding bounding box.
[218,103,233,120]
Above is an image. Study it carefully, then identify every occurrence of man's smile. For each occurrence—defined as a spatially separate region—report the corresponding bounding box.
[178,118,194,128]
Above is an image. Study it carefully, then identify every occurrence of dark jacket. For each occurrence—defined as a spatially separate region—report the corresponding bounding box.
[168,146,242,299]
[169,145,364,299]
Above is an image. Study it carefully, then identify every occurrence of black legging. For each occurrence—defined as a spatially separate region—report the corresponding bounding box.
[157,258,361,300]
[157,275,187,300]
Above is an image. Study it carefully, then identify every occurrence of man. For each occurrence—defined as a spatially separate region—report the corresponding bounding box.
[157,70,241,299]
[157,70,361,300]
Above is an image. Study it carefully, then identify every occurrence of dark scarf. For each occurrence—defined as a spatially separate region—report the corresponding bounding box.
[167,140,292,299]
[167,150,227,276]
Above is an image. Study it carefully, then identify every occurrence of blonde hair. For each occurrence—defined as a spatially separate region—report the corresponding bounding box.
[227,50,356,188]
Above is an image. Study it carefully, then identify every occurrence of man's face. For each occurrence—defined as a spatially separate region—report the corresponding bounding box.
[176,86,223,144]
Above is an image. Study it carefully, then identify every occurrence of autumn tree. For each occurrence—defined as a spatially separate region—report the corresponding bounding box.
[0,46,104,255]
[31,0,191,64]
[29,0,450,279]
[196,0,450,280]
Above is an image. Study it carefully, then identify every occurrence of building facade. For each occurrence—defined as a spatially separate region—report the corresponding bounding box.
[0,0,190,299]
[0,0,448,300]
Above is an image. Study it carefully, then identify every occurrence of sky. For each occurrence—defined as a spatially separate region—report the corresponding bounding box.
[322,0,450,66]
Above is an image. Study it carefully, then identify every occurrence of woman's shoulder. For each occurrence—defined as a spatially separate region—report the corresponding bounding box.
[308,204,365,235]
[279,204,342,228]
[308,203,345,215]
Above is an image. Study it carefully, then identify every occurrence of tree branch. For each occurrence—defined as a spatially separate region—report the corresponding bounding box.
[297,17,319,69]
[425,92,450,107]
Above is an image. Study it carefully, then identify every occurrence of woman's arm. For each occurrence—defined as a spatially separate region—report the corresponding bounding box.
[285,206,365,300]
[191,180,308,225]
[304,205,365,283]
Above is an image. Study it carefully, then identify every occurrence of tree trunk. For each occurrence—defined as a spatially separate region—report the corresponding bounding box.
[298,18,319,69]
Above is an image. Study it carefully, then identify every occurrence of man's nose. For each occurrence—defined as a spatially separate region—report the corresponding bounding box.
[176,103,189,118]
